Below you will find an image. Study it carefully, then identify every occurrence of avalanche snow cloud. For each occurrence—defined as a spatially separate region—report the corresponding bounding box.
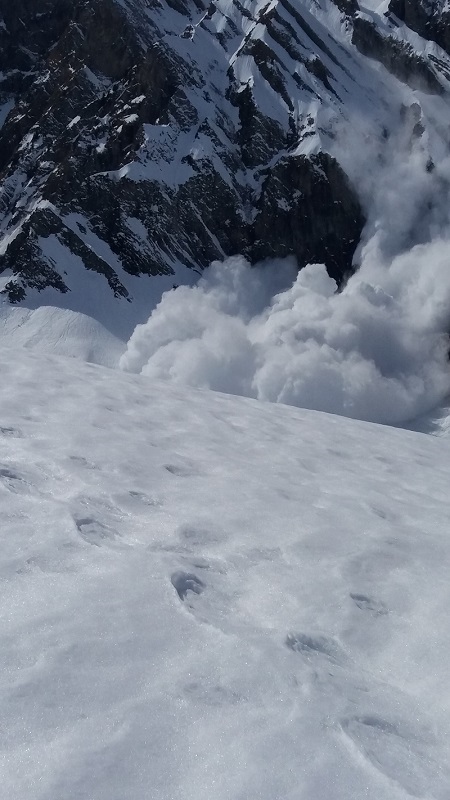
[120,253,450,424]
[121,142,450,426]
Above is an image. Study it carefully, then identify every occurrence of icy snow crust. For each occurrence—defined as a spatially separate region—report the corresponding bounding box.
[1,345,450,799]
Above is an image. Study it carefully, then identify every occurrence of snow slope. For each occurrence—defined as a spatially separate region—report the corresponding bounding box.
[1,344,449,799]
[0,304,125,367]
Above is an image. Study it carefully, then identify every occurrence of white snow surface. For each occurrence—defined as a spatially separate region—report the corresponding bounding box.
[0,304,125,367]
[1,344,450,799]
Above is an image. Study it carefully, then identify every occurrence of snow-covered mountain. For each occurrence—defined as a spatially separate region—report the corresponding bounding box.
[2,5,450,794]
[1,344,450,800]
[1,0,450,321]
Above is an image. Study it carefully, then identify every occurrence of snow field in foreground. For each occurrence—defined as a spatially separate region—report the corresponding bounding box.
[0,346,449,799]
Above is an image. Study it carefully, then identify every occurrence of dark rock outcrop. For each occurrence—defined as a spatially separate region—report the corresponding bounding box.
[0,0,448,311]
[250,153,364,284]
[389,0,450,57]
[352,15,444,94]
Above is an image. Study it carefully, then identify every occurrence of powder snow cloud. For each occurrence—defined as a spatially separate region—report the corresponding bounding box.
[120,116,450,426]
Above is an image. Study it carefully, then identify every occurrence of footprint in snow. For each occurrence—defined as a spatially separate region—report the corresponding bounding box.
[128,490,162,507]
[73,516,118,547]
[340,715,447,796]
[170,562,238,634]
[0,467,28,493]
[164,462,199,478]
[0,467,21,480]
[0,426,22,438]
[69,455,99,470]
[350,593,388,616]
[285,632,347,665]
[171,570,205,601]
[71,495,131,546]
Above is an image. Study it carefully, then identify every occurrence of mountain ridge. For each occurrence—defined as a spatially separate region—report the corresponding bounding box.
[1,0,450,319]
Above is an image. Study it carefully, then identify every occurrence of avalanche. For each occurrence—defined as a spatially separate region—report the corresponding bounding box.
[0,344,449,800]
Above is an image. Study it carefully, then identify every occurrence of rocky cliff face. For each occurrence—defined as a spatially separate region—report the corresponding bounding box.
[0,0,449,325]
[388,1,450,56]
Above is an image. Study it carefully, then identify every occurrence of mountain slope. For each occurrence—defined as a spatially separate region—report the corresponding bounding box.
[1,0,450,319]
[389,0,450,55]
[1,344,449,799]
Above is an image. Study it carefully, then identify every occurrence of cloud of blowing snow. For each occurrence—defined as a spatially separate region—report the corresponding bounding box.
[120,117,450,425]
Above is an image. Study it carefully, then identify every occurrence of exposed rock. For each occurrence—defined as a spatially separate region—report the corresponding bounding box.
[389,0,450,57]
[0,0,449,312]
[250,153,364,284]
[352,15,444,94]
[331,0,358,16]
